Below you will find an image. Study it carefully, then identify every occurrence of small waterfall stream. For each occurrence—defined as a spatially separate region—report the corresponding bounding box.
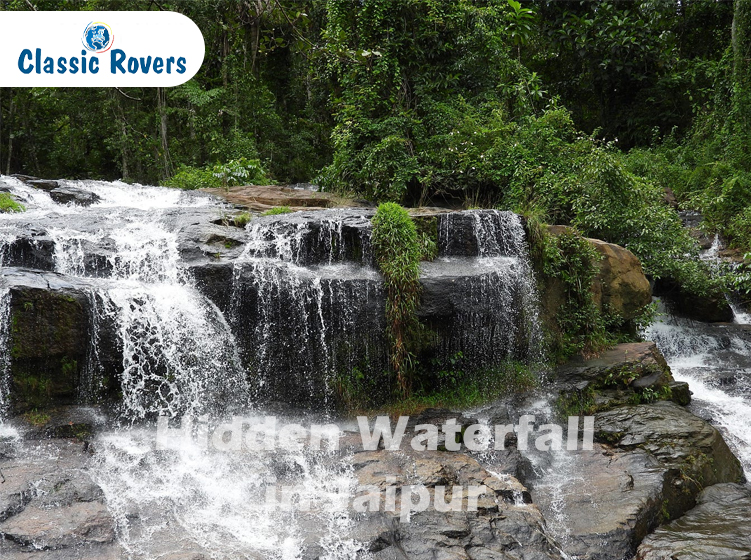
[645,303,751,475]
[644,227,751,476]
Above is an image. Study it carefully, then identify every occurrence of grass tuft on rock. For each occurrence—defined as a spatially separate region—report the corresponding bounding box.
[0,192,25,213]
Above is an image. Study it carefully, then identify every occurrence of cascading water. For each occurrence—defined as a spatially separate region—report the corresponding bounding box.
[644,222,751,475]
[645,302,751,474]
[0,176,548,558]
[0,286,10,417]
[0,176,367,558]
[429,210,544,369]
[230,210,386,405]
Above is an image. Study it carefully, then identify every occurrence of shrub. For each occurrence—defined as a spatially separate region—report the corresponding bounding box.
[163,158,270,190]
[261,206,293,216]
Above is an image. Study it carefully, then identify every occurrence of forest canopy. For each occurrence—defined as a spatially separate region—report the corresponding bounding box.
[1,0,749,301]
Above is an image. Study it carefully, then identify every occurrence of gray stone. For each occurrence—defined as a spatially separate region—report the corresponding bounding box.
[637,483,751,560]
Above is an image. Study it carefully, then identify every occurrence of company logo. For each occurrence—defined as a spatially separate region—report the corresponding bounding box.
[0,11,205,87]
[82,21,114,53]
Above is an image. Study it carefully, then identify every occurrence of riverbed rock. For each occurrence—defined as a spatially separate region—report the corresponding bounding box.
[201,184,348,211]
[48,185,101,207]
[589,238,652,321]
[0,438,121,558]
[349,449,566,560]
[529,444,666,560]
[655,281,734,323]
[595,401,744,513]
[1,269,121,413]
[555,342,678,413]
[544,226,652,322]
[636,483,751,560]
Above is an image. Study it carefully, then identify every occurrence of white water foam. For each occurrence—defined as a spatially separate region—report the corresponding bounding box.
[645,313,751,475]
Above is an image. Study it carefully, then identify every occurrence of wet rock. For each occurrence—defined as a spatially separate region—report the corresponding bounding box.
[667,381,691,406]
[349,449,565,560]
[524,400,743,560]
[596,401,744,513]
[530,445,665,560]
[48,186,101,207]
[541,226,652,324]
[589,238,652,321]
[1,269,119,413]
[24,179,59,191]
[656,282,734,323]
[22,406,107,441]
[0,439,119,557]
[556,342,676,411]
[437,210,527,258]
[0,500,114,549]
[636,483,751,560]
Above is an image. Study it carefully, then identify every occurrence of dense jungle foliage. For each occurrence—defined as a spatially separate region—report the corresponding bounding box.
[0,0,749,303]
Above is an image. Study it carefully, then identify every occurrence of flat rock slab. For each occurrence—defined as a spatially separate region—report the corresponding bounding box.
[1,501,115,549]
[637,483,751,560]
[0,437,120,557]
[557,342,671,390]
[595,401,744,486]
[201,185,348,211]
[530,445,665,560]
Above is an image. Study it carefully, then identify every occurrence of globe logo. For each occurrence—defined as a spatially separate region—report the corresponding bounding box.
[82,22,114,53]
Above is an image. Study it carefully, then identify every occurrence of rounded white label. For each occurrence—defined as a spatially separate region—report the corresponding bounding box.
[0,11,205,86]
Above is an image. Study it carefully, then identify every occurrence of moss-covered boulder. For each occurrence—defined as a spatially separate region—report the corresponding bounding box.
[545,226,652,321]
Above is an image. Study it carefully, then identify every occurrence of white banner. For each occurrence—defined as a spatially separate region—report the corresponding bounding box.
[0,11,205,86]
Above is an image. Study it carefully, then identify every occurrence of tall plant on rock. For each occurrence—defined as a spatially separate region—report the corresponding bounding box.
[371,203,423,396]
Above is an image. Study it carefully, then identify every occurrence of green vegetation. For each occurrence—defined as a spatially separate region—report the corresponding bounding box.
[233,212,252,228]
[360,361,538,417]
[0,192,25,213]
[163,158,270,190]
[261,206,293,216]
[22,408,50,427]
[538,227,610,359]
[1,1,750,330]
[371,203,423,396]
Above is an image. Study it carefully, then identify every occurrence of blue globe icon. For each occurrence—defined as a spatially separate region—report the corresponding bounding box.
[82,22,113,53]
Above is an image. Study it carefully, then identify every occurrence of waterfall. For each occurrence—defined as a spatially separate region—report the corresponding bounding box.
[428,210,544,369]
[0,287,10,418]
[1,176,250,419]
[230,210,386,405]
[645,304,751,474]
[0,176,554,558]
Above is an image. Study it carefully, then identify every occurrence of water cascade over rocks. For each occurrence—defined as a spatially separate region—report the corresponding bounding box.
[0,176,554,559]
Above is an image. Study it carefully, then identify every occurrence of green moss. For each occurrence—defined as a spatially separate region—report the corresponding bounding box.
[358,361,539,416]
[262,206,293,216]
[61,356,77,378]
[0,193,25,213]
[233,212,251,226]
[555,386,597,417]
[660,499,671,523]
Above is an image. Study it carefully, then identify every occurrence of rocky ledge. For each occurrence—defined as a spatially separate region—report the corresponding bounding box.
[512,342,745,560]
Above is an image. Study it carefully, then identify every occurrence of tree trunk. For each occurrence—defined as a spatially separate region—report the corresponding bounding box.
[733,0,751,137]
[157,87,172,179]
[6,90,14,175]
